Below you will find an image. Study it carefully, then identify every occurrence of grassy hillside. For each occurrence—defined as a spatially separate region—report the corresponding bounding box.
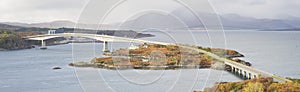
[203,77,300,92]
[0,30,42,50]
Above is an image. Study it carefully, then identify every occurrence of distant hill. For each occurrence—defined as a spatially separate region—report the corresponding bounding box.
[171,8,300,30]
[0,23,23,31]
[3,20,75,28]
[117,13,188,30]
[2,20,117,30]
[0,22,154,38]
[2,10,300,31]
[118,8,300,30]
[219,14,296,30]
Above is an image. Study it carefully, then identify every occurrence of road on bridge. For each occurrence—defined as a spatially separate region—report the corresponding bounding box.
[179,45,291,82]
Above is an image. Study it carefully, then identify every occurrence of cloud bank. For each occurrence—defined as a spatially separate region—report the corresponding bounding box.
[0,0,299,23]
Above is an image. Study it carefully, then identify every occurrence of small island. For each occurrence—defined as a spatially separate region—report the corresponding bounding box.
[69,43,248,70]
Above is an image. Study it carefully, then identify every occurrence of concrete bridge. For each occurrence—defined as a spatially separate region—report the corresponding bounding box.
[24,32,291,82]
[24,32,171,50]
[179,45,292,82]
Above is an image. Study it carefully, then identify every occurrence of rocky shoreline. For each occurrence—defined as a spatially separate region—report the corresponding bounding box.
[0,31,38,50]
[69,61,212,70]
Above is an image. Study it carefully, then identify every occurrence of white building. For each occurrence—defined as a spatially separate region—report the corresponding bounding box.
[48,30,56,34]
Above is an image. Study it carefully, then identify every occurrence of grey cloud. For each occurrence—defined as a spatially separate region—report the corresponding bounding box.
[0,0,88,23]
[32,0,86,10]
[210,0,300,19]
[0,0,300,23]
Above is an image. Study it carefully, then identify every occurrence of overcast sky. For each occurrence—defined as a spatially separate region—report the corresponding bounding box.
[0,0,299,23]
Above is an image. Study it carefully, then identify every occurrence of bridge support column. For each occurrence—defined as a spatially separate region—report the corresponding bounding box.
[239,70,243,76]
[248,73,252,79]
[40,40,47,49]
[235,68,239,74]
[102,41,109,52]
[244,71,247,78]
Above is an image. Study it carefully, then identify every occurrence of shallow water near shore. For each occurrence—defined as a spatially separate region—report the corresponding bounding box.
[0,30,299,92]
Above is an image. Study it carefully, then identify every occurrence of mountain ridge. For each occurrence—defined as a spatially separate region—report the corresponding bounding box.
[1,13,300,30]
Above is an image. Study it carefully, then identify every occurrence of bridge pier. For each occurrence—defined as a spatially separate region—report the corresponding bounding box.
[235,68,239,75]
[248,73,252,79]
[229,66,253,80]
[102,41,109,52]
[244,71,247,78]
[226,63,265,80]
[239,69,243,76]
[40,40,47,49]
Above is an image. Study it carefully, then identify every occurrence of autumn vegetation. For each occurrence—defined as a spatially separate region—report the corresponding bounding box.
[0,30,40,50]
[204,77,300,92]
[93,44,245,68]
